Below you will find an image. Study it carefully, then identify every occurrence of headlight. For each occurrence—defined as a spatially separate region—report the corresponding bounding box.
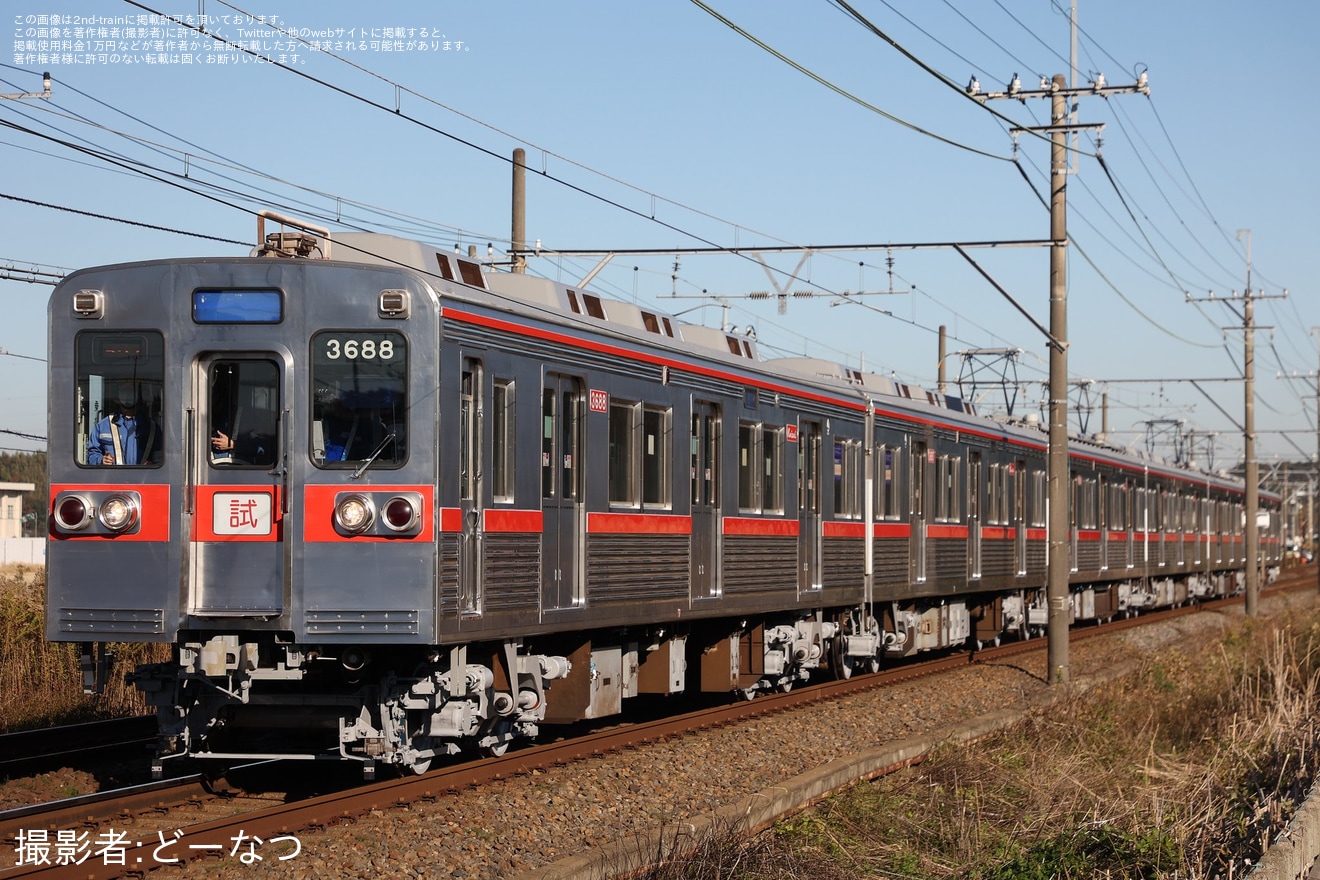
[334,494,375,534]
[97,493,140,532]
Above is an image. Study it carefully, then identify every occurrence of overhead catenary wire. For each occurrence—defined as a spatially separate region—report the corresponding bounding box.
[5,6,1301,459]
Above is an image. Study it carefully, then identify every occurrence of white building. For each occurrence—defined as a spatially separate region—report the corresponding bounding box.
[0,482,36,539]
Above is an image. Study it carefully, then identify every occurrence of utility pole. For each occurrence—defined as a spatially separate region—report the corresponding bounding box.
[1044,77,1073,685]
[511,148,527,275]
[974,70,1148,685]
[1314,326,1320,593]
[1188,230,1285,617]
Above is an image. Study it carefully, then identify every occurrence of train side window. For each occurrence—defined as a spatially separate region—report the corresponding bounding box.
[642,405,671,509]
[1030,470,1046,527]
[75,331,165,467]
[738,423,757,512]
[934,453,960,523]
[833,439,862,520]
[608,401,638,507]
[877,445,901,520]
[310,331,407,468]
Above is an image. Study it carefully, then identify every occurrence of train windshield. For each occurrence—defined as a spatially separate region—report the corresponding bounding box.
[310,331,407,468]
[75,331,165,467]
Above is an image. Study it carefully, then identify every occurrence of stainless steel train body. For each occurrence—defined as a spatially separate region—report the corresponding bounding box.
[45,228,1283,775]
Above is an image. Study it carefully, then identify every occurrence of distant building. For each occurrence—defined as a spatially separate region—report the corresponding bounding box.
[0,482,36,539]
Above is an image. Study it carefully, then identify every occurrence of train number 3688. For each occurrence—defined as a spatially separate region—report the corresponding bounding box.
[324,338,395,360]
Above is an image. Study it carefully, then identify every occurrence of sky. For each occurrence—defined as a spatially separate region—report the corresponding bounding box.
[2,0,1317,481]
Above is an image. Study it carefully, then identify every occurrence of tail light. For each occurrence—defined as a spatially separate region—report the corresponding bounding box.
[382,495,419,532]
[54,494,92,531]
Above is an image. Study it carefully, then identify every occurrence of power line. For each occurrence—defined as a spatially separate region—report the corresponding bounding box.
[688,0,1012,161]
[0,189,249,247]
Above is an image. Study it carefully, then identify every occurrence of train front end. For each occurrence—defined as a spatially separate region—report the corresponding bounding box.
[45,242,561,777]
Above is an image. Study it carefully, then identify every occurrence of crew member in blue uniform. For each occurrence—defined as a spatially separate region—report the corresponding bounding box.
[86,400,161,466]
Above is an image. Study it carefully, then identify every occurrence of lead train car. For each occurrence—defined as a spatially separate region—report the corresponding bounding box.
[46,227,1282,776]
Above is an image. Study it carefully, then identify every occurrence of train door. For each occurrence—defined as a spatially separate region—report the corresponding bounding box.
[1156,489,1166,567]
[459,358,484,616]
[1015,459,1027,576]
[541,374,583,612]
[967,451,982,580]
[690,400,721,599]
[1069,471,1080,572]
[797,420,822,593]
[189,355,286,617]
[911,441,928,583]
[1126,483,1136,569]
[1098,475,1109,570]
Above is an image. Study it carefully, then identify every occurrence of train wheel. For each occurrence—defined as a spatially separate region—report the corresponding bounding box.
[830,630,853,680]
[482,742,509,758]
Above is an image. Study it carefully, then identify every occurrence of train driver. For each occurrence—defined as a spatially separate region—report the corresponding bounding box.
[86,399,162,466]
[211,407,277,467]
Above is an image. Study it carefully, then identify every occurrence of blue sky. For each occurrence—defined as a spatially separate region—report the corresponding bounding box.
[2,1,1317,477]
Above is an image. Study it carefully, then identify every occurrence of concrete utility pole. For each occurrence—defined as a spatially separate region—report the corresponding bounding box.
[938,325,948,394]
[974,70,1148,685]
[1044,77,1072,684]
[511,148,527,275]
[1314,326,1320,594]
[1188,230,1285,617]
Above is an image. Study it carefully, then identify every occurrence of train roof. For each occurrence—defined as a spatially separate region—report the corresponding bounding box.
[256,227,1252,496]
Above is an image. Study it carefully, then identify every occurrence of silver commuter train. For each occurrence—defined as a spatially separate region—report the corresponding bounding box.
[46,218,1283,776]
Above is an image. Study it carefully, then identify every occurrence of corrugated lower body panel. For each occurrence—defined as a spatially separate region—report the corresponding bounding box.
[932,539,968,582]
[873,538,908,583]
[59,607,164,635]
[1075,542,1102,571]
[1107,542,1129,570]
[722,534,796,594]
[439,534,459,616]
[982,541,1015,578]
[586,534,688,604]
[305,609,419,635]
[1027,541,1047,573]
[484,532,541,612]
[823,537,863,589]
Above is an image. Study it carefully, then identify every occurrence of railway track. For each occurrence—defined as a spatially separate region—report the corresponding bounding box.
[0,717,157,777]
[2,574,1312,879]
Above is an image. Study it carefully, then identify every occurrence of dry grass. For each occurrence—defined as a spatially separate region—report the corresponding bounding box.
[629,821,857,880]
[649,607,1320,879]
[0,563,169,732]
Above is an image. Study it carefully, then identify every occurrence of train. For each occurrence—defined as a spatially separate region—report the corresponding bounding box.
[46,214,1282,778]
